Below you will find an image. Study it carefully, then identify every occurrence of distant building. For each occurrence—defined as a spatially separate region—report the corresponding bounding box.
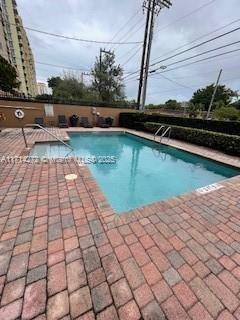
[37,82,49,95]
[0,0,37,97]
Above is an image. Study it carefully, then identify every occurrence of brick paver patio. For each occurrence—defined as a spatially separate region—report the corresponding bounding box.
[0,128,240,319]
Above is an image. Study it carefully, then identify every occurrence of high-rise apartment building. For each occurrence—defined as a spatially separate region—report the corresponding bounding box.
[0,0,37,97]
[37,81,49,95]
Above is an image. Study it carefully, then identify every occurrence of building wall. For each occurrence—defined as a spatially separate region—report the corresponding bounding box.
[0,0,16,64]
[0,0,37,97]
[37,82,48,95]
[0,99,136,127]
[0,7,9,61]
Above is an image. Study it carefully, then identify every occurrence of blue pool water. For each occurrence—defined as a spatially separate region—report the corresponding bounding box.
[31,132,240,213]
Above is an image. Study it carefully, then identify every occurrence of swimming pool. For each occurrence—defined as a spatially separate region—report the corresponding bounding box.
[31,132,240,213]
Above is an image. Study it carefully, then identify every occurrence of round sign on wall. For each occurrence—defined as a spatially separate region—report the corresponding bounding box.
[15,109,25,119]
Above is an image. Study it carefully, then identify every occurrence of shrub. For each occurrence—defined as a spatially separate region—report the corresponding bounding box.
[119,112,240,136]
[144,122,240,156]
[213,106,240,121]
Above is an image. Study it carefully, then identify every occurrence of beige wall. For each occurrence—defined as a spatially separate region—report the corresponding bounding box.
[0,100,136,128]
[0,18,9,61]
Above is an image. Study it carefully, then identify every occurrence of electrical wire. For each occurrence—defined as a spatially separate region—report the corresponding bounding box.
[109,9,141,43]
[157,74,194,90]
[150,26,240,68]
[156,0,217,33]
[152,17,240,62]
[4,21,143,45]
[124,48,240,83]
[150,40,240,73]
[123,26,240,79]
[151,47,240,76]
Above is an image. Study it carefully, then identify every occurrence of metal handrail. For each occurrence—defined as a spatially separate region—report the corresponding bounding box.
[23,124,74,151]
[154,125,165,141]
[160,126,171,143]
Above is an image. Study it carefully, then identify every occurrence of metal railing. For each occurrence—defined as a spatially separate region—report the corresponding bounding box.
[160,126,171,143]
[23,124,74,151]
[154,125,171,143]
[154,125,165,141]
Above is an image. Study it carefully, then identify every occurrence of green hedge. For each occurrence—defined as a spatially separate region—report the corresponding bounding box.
[119,113,240,136]
[144,122,240,156]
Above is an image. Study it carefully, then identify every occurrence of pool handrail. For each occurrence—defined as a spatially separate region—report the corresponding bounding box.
[23,124,74,151]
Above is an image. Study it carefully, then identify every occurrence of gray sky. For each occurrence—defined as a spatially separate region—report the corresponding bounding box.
[17,0,240,103]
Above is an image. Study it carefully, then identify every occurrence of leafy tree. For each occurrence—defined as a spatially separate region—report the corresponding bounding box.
[47,74,86,100]
[165,99,181,110]
[213,106,240,121]
[0,55,20,92]
[191,84,235,110]
[54,75,85,100]
[231,100,240,110]
[92,51,125,102]
[47,76,61,95]
[188,103,204,118]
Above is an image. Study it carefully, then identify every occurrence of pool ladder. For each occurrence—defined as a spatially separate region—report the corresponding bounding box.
[154,125,171,143]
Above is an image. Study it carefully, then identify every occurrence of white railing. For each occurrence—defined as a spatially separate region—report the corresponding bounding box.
[23,124,74,151]
[154,125,171,143]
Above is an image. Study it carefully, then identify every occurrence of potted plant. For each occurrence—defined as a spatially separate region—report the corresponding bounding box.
[69,114,79,127]
[105,117,114,127]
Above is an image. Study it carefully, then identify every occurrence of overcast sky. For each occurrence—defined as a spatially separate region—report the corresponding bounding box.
[17,0,240,104]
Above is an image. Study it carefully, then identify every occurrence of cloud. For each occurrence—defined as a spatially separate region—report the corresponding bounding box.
[17,0,240,103]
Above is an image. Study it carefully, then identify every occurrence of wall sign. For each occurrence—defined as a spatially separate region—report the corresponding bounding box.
[44,104,54,117]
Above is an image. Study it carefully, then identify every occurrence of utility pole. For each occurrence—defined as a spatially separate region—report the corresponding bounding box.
[206,69,223,120]
[137,0,173,111]
[99,48,113,97]
[137,0,152,110]
[141,0,156,111]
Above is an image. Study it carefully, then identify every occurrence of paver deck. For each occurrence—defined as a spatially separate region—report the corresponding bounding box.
[0,127,240,320]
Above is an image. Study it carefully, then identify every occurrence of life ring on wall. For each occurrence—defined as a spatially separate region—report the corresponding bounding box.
[14,109,25,119]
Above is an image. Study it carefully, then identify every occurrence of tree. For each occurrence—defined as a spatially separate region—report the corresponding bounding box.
[190,84,235,110]
[188,103,204,118]
[92,51,125,102]
[0,55,20,92]
[47,76,61,95]
[47,74,86,100]
[213,106,240,121]
[165,99,181,110]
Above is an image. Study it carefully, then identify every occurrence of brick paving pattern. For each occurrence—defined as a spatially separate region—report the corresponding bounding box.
[0,128,240,319]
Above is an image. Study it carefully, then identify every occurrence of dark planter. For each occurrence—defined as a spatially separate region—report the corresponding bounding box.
[105,117,114,127]
[69,114,79,127]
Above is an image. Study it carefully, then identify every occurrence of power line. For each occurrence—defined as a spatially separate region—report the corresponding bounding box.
[156,0,217,33]
[125,48,240,83]
[35,61,91,71]
[123,26,240,79]
[150,40,240,73]
[151,17,240,62]
[121,44,143,67]
[112,18,145,52]
[5,20,143,45]
[109,10,141,43]
[157,74,194,90]
[150,26,240,68]
[151,47,240,76]
[123,0,219,80]
[147,75,240,96]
